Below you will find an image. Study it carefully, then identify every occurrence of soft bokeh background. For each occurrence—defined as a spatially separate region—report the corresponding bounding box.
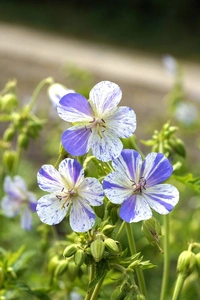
[1,1,200,299]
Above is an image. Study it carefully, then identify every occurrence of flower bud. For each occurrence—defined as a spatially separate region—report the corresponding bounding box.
[18,133,29,149]
[90,238,105,262]
[102,224,116,236]
[3,127,15,142]
[54,260,68,277]
[48,256,59,275]
[93,203,105,219]
[0,93,18,112]
[177,250,196,277]
[142,217,161,246]
[3,150,16,172]
[136,295,146,300]
[63,244,77,258]
[110,286,126,300]
[67,261,79,281]
[104,238,119,255]
[74,249,86,266]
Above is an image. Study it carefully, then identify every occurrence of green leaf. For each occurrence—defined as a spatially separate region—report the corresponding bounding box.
[89,259,109,290]
[173,173,200,194]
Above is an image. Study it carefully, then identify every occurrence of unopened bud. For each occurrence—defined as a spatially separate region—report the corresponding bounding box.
[177,250,196,277]
[90,238,105,262]
[0,93,18,112]
[102,224,116,236]
[3,150,16,172]
[63,244,77,258]
[74,249,86,266]
[54,260,68,277]
[104,238,119,255]
[110,286,126,300]
[18,133,29,149]
[3,127,15,142]
[48,256,59,274]
[142,217,161,245]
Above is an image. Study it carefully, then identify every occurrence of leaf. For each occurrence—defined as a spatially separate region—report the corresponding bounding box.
[89,259,109,290]
[173,173,200,194]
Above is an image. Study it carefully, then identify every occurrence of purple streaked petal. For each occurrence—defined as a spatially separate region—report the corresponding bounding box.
[103,172,133,204]
[29,201,37,212]
[1,195,21,217]
[91,128,123,162]
[106,107,136,138]
[4,176,27,199]
[57,93,93,123]
[62,126,91,156]
[21,207,32,230]
[59,158,84,188]
[119,194,152,222]
[111,150,142,182]
[143,184,179,214]
[89,81,122,116]
[37,165,63,192]
[36,194,70,225]
[140,153,173,187]
[48,83,75,108]
[78,177,104,206]
[70,197,96,232]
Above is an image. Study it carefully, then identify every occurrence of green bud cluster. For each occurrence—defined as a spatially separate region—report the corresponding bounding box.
[141,122,186,158]
[177,250,196,277]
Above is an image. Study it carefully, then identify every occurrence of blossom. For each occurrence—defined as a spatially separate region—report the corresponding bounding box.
[57,81,136,162]
[103,150,179,223]
[36,158,104,232]
[48,83,75,108]
[1,176,37,230]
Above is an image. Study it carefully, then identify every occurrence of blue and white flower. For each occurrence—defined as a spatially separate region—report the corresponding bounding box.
[1,176,37,230]
[36,158,104,232]
[48,83,75,108]
[57,81,136,162]
[103,150,179,222]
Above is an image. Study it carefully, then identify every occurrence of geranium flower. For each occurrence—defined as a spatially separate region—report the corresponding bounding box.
[1,176,37,230]
[36,158,104,232]
[48,83,75,108]
[103,150,179,222]
[57,81,136,162]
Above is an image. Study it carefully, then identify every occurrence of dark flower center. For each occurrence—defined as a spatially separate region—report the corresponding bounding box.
[131,177,146,194]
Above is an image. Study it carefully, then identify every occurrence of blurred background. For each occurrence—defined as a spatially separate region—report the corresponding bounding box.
[1,2,200,299]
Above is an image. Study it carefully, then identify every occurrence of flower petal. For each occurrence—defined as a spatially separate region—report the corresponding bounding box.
[28,192,37,212]
[48,83,75,108]
[119,194,152,222]
[91,128,123,161]
[4,176,27,199]
[103,172,133,204]
[70,197,96,232]
[140,153,173,187]
[59,158,84,188]
[37,165,63,192]
[89,81,122,116]
[111,150,142,182]
[143,184,179,214]
[106,107,136,138]
[78,177,104,206]
[21,208,32,230]
[57,93,93,123]
[36,194,70,225]
[1,195,21,217]
[62,126,91,156]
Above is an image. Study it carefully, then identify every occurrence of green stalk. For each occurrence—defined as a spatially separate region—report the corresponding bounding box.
[160,214,169,300]
[126,223,147,298]
[27,77,54,112]
[172,273,185,300]
[116,221,126,240]
[90,274,106,300]
[84,264,95,300]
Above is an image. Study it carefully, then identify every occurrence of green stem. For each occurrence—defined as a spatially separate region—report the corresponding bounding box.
[126,223,147,298]
[27,77,54,112]
[11,144,22,176]
[172,273,185,300]
[160,214,170,300]
[84,264,95,300]
[116,221,126,240]
[90,274,106,300]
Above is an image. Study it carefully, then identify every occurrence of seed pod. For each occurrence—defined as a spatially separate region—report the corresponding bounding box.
[63,244,77,258]
[54,260,68,277]
[90,238,105,262]
[177,250,196,277]
[102,224,116,236]
[104,238,119,255]
[74,249,86,266]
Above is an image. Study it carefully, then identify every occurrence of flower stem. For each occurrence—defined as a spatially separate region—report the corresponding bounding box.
[125,223,147,298]
[84,264,95,300]
[90,274,106,300]
[27,77,54,112]
[160,214,170,300]
[116,221,126,240]
[172,273,185,300]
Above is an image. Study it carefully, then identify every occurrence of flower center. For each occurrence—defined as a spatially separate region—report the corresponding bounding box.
[131,177,146,194]
[86,117,106,138]
[56,187,77,209]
